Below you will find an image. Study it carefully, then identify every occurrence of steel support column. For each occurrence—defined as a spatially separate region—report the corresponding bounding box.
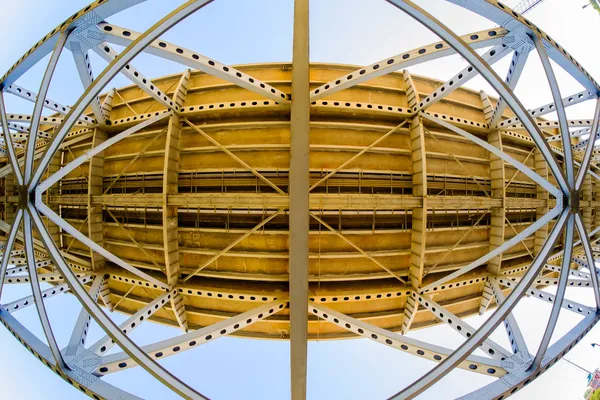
[289,0,309,398]
[88,128,107,272]
[163,73,188,286]
[487,129,505,275]
[534,149,550,253]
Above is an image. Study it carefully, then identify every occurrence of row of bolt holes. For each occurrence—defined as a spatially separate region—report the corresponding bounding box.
[112,94,483,132]
[8,87,73,115]
[8,114,69,124]
[425,112,485,128]
[530,290,589,314]
[102,46,176,108]
[179,288,273,301]
[312,308,497,375]
[177,278,485,303]
[6,275,84,283]
[10,286,68,310]
[505,119,593,129]
[417,64,482,109]
[112,275,160,288]
[98,294,174,353]
[184,101,275,113]
[498,93,591,127]
[413,293,501,358]
[9,275,91,310]
[500,278,587,286]
[101,25,287,100]
[312,31,498,95]
[98,303,286,373]
[112,111,167,126]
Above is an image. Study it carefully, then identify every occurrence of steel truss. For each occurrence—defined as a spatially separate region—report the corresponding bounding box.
[0,0,599,399]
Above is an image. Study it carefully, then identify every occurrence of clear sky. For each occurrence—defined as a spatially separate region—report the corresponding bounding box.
[1,0,600,399]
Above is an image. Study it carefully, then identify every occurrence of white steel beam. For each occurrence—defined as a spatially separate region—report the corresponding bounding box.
[310,27,508,101]
[97,22,289,104]
[94,299,288,374]
[4,83,95,124]
[309,302,505,376]
[65,274,104,355]
[71,50,106,125]
[576,98,600,190]
[0,210,24,302]
[416,292,512,360]
[497,89,596,129]
[534,35,574,187]
[489,278,529,355]
[24,211,68,370]
[575,214,600,309]
[25,30,69,183]
[88,289,178,355]
[490,47,531,128]
[414,44,511,113]
[93,43,177,111]
[0,92,24,185]
[3,275,93,313]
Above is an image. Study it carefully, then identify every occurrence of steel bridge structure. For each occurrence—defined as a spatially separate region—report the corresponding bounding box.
[1,0,600,399]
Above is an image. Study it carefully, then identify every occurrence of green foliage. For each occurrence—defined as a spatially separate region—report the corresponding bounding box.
[590,388,600,400]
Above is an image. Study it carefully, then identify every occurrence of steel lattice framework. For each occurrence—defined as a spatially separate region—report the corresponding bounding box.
[0,0,600,399]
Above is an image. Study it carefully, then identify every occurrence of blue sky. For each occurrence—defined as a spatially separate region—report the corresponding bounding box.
[2,0,600,399]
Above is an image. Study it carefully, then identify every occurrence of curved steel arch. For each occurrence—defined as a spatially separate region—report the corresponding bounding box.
[0,0,599,399]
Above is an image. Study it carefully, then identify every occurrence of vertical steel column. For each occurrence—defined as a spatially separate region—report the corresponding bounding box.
[163,113,182,286]
[402,113,427,334]
[583,174,593,232]
[45,149,62,246]
[88,128,107,271]
[534,149,549,253]
[408,114,427,289]
[3,174,17,225]
[165,71,189,332]
[487,130,505,275]
[595,181,600,241]
[289,0,310,398]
